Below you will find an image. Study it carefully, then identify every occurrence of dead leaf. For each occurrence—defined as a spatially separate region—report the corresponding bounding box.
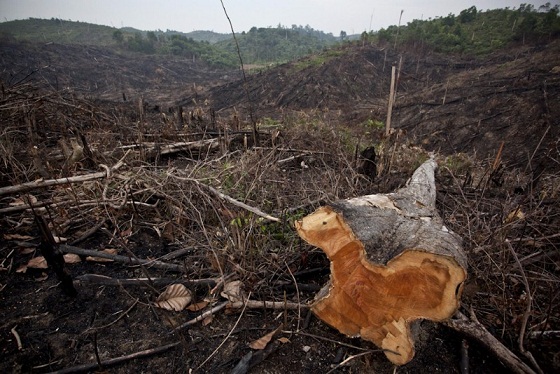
[18,247,35,255]
[202,314,213,326]
[16,265,27,273]
[277,337,290,344]
[53,236,67,243]
[85,248,117,262]
[154,284,192,312]
[249,326,281,350]
[4,234,34,241]
[36,272,49,281]
[505,208,525,223]
[187,300,209,312]
[9,195,37,206]
[63,253,81,264]
[221,280,244,303]
[27,256,48,269]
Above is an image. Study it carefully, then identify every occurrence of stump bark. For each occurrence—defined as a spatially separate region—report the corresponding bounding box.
[296,158,467,365]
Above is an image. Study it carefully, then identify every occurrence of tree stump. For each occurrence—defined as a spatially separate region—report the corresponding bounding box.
[296,158,467,365]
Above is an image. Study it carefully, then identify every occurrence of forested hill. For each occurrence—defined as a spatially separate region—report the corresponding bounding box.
[369,3,560,54]
[216,25,339,64]
[0,18,337,67]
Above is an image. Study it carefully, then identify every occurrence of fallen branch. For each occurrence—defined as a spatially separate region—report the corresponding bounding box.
[527,330,560,339]
[173,299,309,332]
[506,242,544,374]
[227,300,308,310]
[174,301,229,331]
[0,155,127,196]
[69,219,107,246]
[446,311,536,374]
[43,342,180,374]
[0,198,157,215]
[120,138,220,157]
[60,245,185,272]
[168,173,280,222]
[74,274,219,288]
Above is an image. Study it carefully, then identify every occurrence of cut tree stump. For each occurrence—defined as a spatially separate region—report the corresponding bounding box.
[296,158,467,365]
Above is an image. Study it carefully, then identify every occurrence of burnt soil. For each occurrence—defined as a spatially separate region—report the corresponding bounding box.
[1,39,559,374]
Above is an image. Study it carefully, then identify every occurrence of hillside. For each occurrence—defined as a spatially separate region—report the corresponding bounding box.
[177,39,559,170]
[0,18,120,46]
[216,25,339,64]
[0,18,339,67]
[0,40,238,106]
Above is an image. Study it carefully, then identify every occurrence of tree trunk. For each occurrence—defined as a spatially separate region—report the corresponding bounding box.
[296,158,467,365]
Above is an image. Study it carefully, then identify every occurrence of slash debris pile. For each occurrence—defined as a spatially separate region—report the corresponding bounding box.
[0,81,559,373]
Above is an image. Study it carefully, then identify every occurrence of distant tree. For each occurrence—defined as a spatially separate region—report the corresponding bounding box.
[458,6,477,23]
[361,31,369,42]
[442,13,456,26]
[147,31,157,43]
[112,30,124,43]
[340,30,347,41]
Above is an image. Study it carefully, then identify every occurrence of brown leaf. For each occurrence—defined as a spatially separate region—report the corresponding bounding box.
[27,256,48,269]
[187,300,209,312]
[249,326,281,350]
[154,284,192,312]
[16,265,27,273]
[221,280,244,303]
[63,253,81,264]
[4,234,34,240]
[53,236,67,244]
[202,314,213,326]
[85,248,117,262]
[277,337,290,344]
[9,195,37,206]
[19,247,35,255]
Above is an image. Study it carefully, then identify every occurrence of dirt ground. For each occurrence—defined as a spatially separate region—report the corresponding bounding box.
[1,38,559,374]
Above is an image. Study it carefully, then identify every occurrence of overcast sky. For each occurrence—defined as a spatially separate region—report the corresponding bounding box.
[0,0,557,35]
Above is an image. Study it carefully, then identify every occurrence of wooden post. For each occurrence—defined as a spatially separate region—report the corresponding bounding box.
[296,158,467,365]
[386,66,396,136]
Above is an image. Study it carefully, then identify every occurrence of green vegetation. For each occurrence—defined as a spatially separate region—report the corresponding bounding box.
[292,48,345,71]
[372,3,560,55]
[216,24,338,64]
[0,18,118,45]
[0,18,238,68]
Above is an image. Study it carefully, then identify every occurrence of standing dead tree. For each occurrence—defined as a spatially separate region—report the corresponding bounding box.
[296,158,468,365]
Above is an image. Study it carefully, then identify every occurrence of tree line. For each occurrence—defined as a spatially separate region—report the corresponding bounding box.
[367,3,560,54]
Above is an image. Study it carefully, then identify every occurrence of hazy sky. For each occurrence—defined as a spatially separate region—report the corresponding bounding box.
[0,0,557,35]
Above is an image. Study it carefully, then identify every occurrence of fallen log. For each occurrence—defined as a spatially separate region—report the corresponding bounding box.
[296,157,467,365]
[0,153,127,197]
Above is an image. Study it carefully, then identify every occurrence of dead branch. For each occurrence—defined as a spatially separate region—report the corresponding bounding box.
[69,219,107,246]
[43,342,180,374]
[74,274,219,288]
[0,155,127,196]
[227,300,308,310]
[174,301,229,330]
[527,330,560,339]
[447,311,536,374]
[119,138,220,156]
[168,172,280,222]
[60,245,185,272]
[506,242,544,374]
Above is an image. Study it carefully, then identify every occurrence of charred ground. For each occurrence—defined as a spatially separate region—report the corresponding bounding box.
[0,37,559,374]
